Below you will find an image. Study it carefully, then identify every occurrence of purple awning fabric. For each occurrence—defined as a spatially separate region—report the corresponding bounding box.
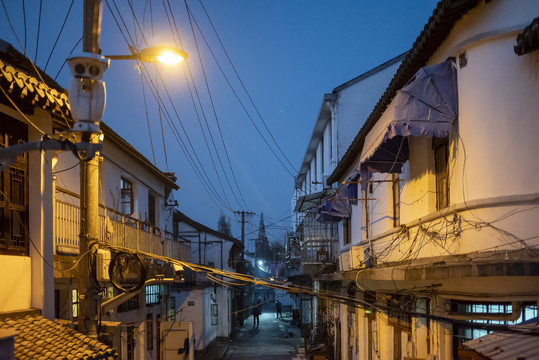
[316,172,360,223]
[360,59,458,173]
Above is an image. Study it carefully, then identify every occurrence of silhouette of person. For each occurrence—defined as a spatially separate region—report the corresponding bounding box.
[252,298,262,327]
[275,300,283,318]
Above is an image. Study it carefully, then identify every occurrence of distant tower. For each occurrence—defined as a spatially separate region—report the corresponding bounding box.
[256,213,270,259]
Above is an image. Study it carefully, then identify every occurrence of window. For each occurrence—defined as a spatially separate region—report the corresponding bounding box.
[211,304,219,325]
[156,315,161,360]
[392,174,400,227]
[148,192,155,226]
[320,138,324,175]
[118,294,139,312]
[146,285,160,305]
[433,137,449,210]
[120,178,134,215]
[313,154,317,184]
[342,217,351,246]
[452,301,538,342]
[126,324,135,360]
[72,289,79,319]
[362,185,372,240]
[0,115,28,255]
[169,297,176,321]
[146,314,154,351]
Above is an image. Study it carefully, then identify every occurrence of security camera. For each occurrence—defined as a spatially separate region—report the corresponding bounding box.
[67,53,109,81]
[67,53,109,127]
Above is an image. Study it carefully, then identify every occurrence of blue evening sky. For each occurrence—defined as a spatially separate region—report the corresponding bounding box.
[1,0,438,247]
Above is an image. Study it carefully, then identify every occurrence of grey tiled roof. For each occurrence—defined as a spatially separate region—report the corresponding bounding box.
[463,320,539,360]
[0,314,118,360]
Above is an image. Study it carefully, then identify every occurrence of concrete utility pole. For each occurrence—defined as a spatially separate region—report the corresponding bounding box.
[234,210,254,325]
[78,0,103,336]
[234,211,255,265]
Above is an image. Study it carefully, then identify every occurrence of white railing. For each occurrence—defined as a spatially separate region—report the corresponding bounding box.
[54,199,189,261]
[55,200,81,255]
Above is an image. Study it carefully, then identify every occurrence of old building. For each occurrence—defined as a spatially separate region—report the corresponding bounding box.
[0,39,118,359]
[314,0,539,359]
[171,210,243,357]
[289,53,407,338]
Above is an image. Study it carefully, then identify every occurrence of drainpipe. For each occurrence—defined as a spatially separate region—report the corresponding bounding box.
[448,302,522,322]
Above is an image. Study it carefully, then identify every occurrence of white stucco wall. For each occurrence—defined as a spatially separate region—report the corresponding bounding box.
[0,106,54,317]
[347,0,539,259]
[54,131,173,234]
[173,289,215,351]
[0,255,31,311]
[335,60,403,160]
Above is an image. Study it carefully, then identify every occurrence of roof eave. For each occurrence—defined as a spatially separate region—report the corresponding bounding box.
[295,93,337,188]
[327,0,480,185]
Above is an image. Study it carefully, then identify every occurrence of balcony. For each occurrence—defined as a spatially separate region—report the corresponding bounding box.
[286,211,338,276]
[54,190,189,262]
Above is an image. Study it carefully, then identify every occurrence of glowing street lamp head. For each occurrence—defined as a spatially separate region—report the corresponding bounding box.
[140,47,187,65]
[258,260,263,266]
[104,46,188,65]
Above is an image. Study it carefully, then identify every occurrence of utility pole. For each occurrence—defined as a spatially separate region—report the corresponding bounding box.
[234,211,255,266]
[234,210,254,326]
[78,0,104,336]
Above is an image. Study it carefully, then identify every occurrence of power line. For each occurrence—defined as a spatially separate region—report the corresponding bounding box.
[105,0,233,210]
[197,0,298,175]
[183,0,248,210]
[34,0,42,64]
[185,3,297,179]
[44,0,74,72]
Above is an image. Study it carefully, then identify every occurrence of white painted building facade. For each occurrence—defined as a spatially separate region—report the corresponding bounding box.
[321,1,539,359]
[172,210,243,356]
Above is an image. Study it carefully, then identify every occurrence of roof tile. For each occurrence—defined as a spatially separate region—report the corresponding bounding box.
[0,314,118,360]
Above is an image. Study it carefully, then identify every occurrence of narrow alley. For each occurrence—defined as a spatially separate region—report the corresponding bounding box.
[203,304,302,360]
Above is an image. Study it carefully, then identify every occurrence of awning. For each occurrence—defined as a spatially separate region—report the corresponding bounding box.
[294,189,332,213]
[316,173,359,224]
[360,59,458,173]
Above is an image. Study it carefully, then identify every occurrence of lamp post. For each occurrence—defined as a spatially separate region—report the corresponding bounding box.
[74,0,186,336]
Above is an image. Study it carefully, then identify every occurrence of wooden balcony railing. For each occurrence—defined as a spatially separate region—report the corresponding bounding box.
[54,199,189,261]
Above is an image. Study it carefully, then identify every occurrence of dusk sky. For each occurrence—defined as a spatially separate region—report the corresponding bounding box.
[1,0,438,248]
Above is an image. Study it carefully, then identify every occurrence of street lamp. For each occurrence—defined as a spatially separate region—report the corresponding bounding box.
[70,42,187,336]
[104,45,188,65]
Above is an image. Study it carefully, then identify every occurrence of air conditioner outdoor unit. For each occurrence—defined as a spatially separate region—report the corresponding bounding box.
[338,251,351,272]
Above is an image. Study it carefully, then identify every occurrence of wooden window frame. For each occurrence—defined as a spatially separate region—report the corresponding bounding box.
[433,137,449,210]
[342,216,351,246]
[148,192,156,227]
[0,115,28,255]
[120,177,134,216]
[392,174,400,228]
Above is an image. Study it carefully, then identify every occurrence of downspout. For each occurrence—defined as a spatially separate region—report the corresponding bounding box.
[448,302,522,322]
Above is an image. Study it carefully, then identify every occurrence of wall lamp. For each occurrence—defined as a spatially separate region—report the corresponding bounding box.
[104,45,188,65]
